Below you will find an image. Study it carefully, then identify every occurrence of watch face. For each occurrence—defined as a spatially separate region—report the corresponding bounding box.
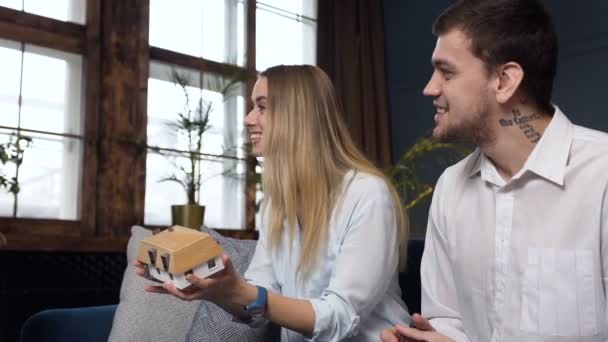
[249,305,264,318]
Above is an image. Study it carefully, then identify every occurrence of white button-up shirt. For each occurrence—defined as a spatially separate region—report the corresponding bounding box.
[422,107,608,341]
[245,171,410,341]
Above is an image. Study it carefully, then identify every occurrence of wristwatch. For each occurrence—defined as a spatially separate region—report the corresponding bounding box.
[244,285,268,318]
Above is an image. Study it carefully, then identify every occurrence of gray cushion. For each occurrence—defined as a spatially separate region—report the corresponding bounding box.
[108,225,200,342]
[186,227,280,342]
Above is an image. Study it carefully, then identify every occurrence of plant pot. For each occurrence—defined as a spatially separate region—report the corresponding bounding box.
[171,204,205,229]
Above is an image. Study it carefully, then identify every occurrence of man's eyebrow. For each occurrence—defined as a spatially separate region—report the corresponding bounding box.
[432,59,456,70]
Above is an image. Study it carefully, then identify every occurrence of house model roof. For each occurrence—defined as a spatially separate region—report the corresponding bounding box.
[137,225,223,275]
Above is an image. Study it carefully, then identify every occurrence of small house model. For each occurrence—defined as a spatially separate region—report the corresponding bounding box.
[137,225,225,289]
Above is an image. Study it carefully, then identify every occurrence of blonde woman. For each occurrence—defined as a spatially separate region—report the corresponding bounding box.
[137,65,411,341]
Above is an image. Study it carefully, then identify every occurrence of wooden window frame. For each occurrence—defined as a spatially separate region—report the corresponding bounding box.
[0,0,259,252]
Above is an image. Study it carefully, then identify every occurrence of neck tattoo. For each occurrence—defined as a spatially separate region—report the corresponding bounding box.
[498,109,541,143]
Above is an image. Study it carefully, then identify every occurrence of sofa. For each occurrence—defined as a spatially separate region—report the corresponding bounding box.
[19,226,424,342]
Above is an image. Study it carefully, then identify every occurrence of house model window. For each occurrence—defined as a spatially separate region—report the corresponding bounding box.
[137,225,225,289]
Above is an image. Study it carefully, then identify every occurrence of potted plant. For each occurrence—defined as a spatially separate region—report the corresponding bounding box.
[150,68,247,229]
[0,130,32,217]
[391,136,471,210]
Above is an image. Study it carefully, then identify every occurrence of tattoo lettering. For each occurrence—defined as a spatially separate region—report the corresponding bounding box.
[512,109,541,143]
[499,118,514,127]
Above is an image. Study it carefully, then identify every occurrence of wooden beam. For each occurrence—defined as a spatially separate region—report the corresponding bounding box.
[96,0,149,237]
[80,0,102,237]
[246,0,256,72]
[1,233,128,252]
[0,7,84,53]
[0,218,80,236]
[150,46,248,77]
[0,229,256,252]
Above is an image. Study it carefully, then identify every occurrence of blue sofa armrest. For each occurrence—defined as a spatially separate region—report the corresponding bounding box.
[20,304,117,342]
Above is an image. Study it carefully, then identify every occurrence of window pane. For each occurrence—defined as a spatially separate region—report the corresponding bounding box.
[24,0,86,24]
[236,1,245,66]
[200,0,225,63]
[256,8,317,71]
[0,0,86,24]
[150,0,245,66]
[148,62,245,157]
[146,62,246,229]
[0,131,82,220]
[0,0,23,11]
[257,0,317,19]
[20,44,83,136]
[147,78,227,155]
[145,153,246,229]
[0,188,14,217]
[0,39,22,129]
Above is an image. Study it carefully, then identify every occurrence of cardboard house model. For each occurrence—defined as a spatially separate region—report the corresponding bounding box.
[137,225,225,289]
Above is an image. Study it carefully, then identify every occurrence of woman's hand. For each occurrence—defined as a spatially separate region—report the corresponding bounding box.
[134,253,256,307]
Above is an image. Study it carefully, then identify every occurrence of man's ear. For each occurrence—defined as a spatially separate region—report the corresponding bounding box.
[493,62,524,104]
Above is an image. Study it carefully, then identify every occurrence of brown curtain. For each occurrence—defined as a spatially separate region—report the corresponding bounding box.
[317,0,393,169]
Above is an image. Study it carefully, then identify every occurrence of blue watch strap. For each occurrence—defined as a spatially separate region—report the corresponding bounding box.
[245,285,268,318]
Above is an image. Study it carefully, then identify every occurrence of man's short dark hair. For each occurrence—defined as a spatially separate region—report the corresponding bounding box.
[433,0,558,114]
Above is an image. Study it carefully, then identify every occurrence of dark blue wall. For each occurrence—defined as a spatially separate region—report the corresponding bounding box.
[384,1,608,237]
[550,1,608,132]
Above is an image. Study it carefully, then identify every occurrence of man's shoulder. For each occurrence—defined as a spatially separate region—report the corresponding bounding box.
[571,125,608,159]
[572,124,608,144]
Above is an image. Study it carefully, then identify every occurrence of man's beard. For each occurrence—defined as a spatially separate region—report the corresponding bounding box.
[432,110,494,146]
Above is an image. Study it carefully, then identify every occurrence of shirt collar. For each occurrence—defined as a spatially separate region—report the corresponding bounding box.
[466,106,574,186]
[466,149,506,187]
[521,106,573,186]
[466,148,482,177]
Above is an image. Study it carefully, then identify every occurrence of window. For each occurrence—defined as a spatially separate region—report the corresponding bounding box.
[0,39,83,220]
[149,0,245,66]
[0,0,318,249]
[256,1,317,71]
[0,0,86,24]
[147,0,317,231]
[252,1,317,228]
[145,62,246,229]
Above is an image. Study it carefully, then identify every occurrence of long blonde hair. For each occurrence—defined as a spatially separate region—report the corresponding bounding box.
[260,65,409,274]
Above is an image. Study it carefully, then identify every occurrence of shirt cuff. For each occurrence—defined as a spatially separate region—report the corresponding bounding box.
[306,296,360,341]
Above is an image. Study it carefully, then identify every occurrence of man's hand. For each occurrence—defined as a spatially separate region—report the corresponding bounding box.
[380,326,407,342]
[380,314,455,342]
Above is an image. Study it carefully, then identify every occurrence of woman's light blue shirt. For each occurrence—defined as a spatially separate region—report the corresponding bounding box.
[244,171,411,341]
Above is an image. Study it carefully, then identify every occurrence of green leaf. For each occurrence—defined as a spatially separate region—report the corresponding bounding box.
[9,180,19,194]
[391,136,472,210]
[0,130,32,194]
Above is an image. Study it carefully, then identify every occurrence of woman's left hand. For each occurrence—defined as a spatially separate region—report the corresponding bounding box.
[145,253,252,305]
